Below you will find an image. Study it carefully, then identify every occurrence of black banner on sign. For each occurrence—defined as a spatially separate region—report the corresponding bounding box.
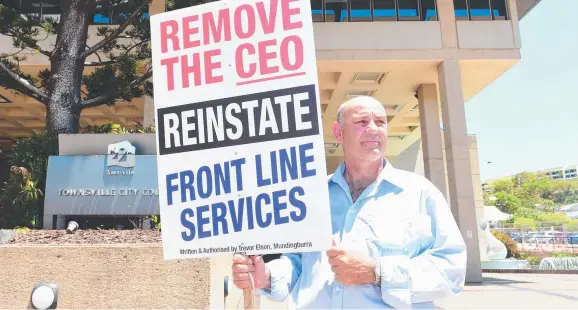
[157,84,320,155]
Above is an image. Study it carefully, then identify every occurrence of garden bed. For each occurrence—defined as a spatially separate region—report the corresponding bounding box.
[4,229,162,245]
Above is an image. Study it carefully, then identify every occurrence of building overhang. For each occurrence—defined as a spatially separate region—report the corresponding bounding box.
[0,0,536,153]
[517,0,542,20]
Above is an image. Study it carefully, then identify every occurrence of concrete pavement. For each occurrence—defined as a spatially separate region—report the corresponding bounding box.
[436,273,578,309]
[209,256,578,309]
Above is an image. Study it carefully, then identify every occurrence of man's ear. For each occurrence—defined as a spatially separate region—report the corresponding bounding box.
[332,122,343,143]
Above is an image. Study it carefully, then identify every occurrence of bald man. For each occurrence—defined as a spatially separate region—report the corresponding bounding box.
[232,96,467,309]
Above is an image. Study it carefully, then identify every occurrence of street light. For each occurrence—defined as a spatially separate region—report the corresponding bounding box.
[66,221,79,234]
[30,282,58,309]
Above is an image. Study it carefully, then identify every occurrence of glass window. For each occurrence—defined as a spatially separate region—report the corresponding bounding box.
[16,1,43,21]
[92,1,149,25]
[373,0,396,21]
[324,0,348,22]
[0,0,63,23]
[310,0,442,22]
[92,5,112,25]
[490,0,508,20]
[311,0,324,22]
[398,0,419,21]
[469,0,491,20]
[421,0,437,21]
[0,0,22,9]
[40,0,61,22]
[349,0,371,22]
[453,0,469,20]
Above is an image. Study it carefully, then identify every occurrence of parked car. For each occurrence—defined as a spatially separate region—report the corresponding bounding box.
[567,232,578,245]
[507,232,523,242]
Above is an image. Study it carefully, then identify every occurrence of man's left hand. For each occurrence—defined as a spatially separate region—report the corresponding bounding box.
[327,247,377,285]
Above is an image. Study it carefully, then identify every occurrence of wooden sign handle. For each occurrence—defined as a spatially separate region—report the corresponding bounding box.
[236,253,259,309]
[243,287,255,309]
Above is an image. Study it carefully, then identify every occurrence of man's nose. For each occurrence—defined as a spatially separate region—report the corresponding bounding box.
[366,120,379,132]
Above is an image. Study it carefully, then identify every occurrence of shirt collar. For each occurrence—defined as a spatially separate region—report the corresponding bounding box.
[329,158,403,200]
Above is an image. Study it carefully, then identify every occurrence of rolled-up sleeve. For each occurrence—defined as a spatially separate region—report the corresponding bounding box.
[257,253,302,302]
[379,184,468,309]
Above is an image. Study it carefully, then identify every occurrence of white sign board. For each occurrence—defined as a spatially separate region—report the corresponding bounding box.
[150,0,332,259]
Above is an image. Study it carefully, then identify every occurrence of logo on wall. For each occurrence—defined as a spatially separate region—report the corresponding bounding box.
[107,141,136,176]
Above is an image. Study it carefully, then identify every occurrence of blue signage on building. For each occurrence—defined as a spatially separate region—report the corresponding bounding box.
[44,151,159,216]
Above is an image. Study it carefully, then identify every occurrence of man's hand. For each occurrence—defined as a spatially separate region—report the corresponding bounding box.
[232,254,271,289]
[327,247,377,286]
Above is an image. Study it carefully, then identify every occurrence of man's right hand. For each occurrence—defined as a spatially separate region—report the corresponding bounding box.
[232,254,271,289]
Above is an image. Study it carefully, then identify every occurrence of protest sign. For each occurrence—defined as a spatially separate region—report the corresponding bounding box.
[150,0,332,260]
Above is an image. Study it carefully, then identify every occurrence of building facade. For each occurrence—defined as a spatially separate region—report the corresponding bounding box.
[0,0,541,283]
[541,165,578,180]
[482,164,578,191]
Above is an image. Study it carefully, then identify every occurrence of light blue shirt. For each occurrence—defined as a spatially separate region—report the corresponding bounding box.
[259,160,467,309]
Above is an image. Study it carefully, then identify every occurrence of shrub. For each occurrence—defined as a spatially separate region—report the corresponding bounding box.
[551,252,578,258]
[518,251,578,266]
[519,250,550,265]
[83,120,155,134]
[0,131,57,228]
[524,255,542,266]
[513,217,537,229]
[491,230,520,258]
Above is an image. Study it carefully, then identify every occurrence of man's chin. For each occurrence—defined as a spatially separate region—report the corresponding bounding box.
[361,141,381,148]
[360,148,385,158]
[362,144,384,152]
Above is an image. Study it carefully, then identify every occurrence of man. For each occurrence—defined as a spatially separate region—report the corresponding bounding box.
[231,96,467,309]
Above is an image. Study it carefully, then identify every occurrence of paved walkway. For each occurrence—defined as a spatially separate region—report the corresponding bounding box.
[436,273,578,309]
[209,255,578,310]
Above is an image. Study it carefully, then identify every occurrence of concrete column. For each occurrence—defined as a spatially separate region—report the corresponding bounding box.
[469,136,488,261]
[144,0,166,127]
[144,96,155,127]
[438,60,482,283]
[417,84,447,198]
[150,0,165,13]
[507,0,522,48]
[436,0,458,48]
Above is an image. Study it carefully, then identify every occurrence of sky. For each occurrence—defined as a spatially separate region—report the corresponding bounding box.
[464,0,578,182]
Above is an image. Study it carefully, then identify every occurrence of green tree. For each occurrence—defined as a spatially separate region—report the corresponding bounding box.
[493,191,522,214]
[0,0,205,137]
[538,213,574,226]
[551,179,578,205]
[538,199,555,213]
[514,205,540,220]
[489,178,516,194]
[513,172,552,200]
[486,172,578,220]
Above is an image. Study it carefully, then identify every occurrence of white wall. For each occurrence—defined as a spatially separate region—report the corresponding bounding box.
[386,139,424,175]
[313,22,443,50]
[456,21,517,49]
